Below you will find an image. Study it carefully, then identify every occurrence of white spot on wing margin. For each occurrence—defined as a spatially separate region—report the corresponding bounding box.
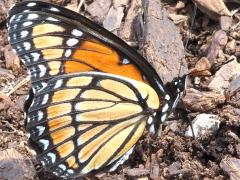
[54,79,63,89]
[27,2,36,7]
[39,139,49,150]
[64,49,72,57]
[50,7,59,12]
[27,14,39,20]
[41,94,49,105]
[66,38,79,46]
[72,29,83,37]
[38,64,47,77]
[20,31,29,38]
[109,146,135,172]
[36,126,46,136]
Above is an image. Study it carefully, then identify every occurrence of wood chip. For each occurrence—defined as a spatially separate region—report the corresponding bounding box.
[221,105,240,124]
[0,67,15,78]
[175,0,186,10]
[0,148,36,180]
[137,177,149,180]
[65,0,79,12]
[87,0,111,23]
[119,0,142,41]
[168,14,188,24]
[150,154,160,179]
[183,88,225,112]
[0,1,7,24]
[113,0,129,7]
[142,0,187,83]
[220,157,240,180]
[220,15,233,31]
[225,39,236,54]
[103,6,124,32]
[207,30,228,64]
[227,75,240,96]
[15,95,28,111]
[208,60,240,92]
[167,161,181,176]
[124,167,150,177]
[168,168,192,177]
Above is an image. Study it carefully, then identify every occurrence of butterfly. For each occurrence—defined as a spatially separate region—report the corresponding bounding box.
[7,0,186,178]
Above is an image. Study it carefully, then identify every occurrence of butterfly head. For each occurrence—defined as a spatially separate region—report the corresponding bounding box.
[174,75,187,93]
[167,75,187,97]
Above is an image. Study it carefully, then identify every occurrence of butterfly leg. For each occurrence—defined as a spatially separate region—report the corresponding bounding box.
[171,98,196,139]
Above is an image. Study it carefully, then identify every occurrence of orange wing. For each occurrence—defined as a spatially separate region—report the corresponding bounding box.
[26,72,159,177]
[8,11,144,93]
[66,40,144,82]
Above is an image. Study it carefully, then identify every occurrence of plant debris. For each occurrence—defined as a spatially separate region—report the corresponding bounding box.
[0,0,240,179]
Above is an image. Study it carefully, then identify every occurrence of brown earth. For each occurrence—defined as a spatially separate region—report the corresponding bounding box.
[0,0,240,179]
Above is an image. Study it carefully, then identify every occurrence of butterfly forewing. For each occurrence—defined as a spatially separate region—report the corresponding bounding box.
[25,72,159,177]
[8,3,152,93]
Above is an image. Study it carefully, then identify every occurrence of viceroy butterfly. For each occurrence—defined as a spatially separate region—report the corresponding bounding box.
[7,0,187,178]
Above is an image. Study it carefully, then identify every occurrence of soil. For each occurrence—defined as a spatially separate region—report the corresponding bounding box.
[0,0,240,180]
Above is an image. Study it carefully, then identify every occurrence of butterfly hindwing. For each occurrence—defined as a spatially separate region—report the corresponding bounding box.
[26,72,160,177]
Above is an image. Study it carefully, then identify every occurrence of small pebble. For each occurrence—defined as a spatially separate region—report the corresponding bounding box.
[225,39,236,54]
[208,59,240,92]
[185,113,221,137]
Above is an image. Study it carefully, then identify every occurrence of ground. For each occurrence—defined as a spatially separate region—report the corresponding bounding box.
[0,0,240,179]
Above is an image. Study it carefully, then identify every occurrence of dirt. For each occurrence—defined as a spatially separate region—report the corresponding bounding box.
[0,0,240,180]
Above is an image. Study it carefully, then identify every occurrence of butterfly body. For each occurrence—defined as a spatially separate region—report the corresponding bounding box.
[7,1,186,178]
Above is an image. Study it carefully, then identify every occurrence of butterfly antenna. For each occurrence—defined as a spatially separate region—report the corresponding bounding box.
[187,114,196,139]
[178,1,197,78]
[184,1,197,50]
[176,101,196,139]
[211,56,237,72]
[186,56,237,77]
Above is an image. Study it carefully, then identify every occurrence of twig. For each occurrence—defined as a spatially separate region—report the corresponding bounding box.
[2,120,17,134]
[230,20,240,31]
[6,76,30,96]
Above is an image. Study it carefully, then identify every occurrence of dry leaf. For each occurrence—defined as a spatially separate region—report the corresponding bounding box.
[0,91,14,110]
[190,57,211,76]
[193,0,232,20]
[4,45,20,70]
[169,14,188,24]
